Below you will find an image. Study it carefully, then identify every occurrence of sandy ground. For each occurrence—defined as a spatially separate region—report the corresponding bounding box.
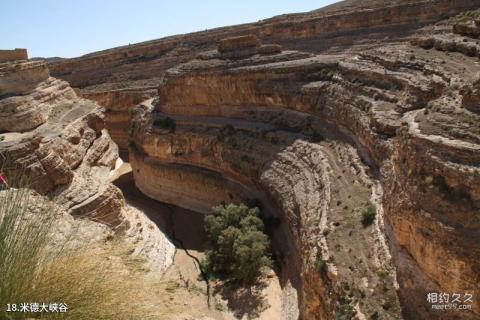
[112,164,282,319]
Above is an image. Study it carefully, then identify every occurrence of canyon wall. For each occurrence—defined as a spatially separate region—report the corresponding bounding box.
[128,37,401,319]
[79,86,157,158]
[129,19,479,318]
[49,0,480,90]
[0,52,175,273]
[23,1,480,318]
[46,0,480,158]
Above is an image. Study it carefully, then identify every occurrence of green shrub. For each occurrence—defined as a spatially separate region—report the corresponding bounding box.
[204,203,272,286]
[217,124,237,142]
[311,130,324,143]
[127,106,136,116]
[431,175,470,202]
[214,301,225,311]
[220,124,235,137]
[315,258,327,276]
[153,117,176,132]
[335,297,356,320]
[361,202,377,227]
[127,123,136,135]
[376,268,389,279]
[305,66,337,82]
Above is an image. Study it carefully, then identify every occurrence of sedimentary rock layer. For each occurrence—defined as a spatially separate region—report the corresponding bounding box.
[0,77,76,132]
[79,85,157,157]
[0,56,175,272]
[128,39,401,319]
[48,0,480,180]
[49,0,480,91]
[129,13,480,318]
[0,60,49,97]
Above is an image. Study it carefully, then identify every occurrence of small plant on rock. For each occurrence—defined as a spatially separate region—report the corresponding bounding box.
[153,116,176,132]
[127,122,136,135]
[335,297,356,320]
[220,124,235,137]
[315,257,327,276]
[361,202,377,227]
[127,106,136,116]
[311,130,325,143]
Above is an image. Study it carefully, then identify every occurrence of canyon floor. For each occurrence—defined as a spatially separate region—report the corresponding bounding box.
[112,164,283,320]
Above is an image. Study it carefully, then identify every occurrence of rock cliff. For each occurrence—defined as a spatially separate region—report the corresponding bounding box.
[78,84,157,158]
[49,0,480,90]
[0,51,175,273]
[128,11,479,317]
[47,0,480,158]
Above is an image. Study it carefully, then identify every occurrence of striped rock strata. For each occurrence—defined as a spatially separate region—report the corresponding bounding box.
[129,13,480,318]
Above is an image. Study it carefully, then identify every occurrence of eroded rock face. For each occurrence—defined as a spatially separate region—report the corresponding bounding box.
[462,75,480,114]
[0,59,69,132]
[129,17,479,318]
[218,35,260,60]
[0,188,113,251]
[79,84,157,157]
[0,76,76,132]
[45,0,480,156]
[130,149,252,214]
[0,187,174,274]
[0,60,49,97]
[46,1,480,165]
[49,0,480,90]
[0,52,175,273]
[129,40,402,319]
[19,1,477,319]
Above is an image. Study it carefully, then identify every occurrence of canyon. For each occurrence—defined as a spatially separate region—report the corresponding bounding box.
[1,0,480,319]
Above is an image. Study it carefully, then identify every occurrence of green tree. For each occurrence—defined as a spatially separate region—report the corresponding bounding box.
[204,203,272,286]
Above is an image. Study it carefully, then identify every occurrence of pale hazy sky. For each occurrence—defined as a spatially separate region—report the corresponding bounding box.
[0,0,339,58]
